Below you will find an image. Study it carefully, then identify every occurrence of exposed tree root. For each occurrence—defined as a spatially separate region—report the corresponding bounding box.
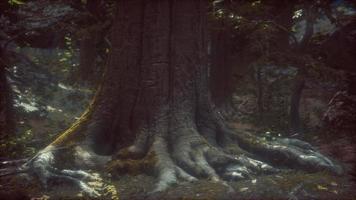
[12,90,343,198]
[220,126,344,175]
[144,126,274,192]
[29,148,101,197]
[14,110,343,198]
[7,88,117,198]
[104,113,344,194]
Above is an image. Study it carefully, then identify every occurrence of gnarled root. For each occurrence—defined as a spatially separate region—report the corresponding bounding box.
[221,126,344,175]
[149,126,280,192]
[109,116,344,194]
[21,115,343,197]
[19,145,109,198]
[16,91,343,198]
[9,91,115,198]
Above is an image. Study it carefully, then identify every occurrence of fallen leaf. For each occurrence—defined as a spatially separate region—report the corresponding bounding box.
[88,181,104,188]
[275,175,283,179]
[330,182,338,186]
[239,187,249,192]
[317,185,328,190]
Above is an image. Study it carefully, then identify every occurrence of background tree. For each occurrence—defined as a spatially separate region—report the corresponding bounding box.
[0,53,15,142]
[209,0,355,135]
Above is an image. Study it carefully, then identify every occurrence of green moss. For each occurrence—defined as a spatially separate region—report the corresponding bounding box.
[48,85,100,148]
[106,151,157,177]
[0,129,37,158]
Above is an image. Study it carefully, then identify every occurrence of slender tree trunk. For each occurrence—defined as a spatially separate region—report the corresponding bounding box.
[288,2,315,135]
[289,69,305,134]
[256,65,264,122]
[0,64,8,139]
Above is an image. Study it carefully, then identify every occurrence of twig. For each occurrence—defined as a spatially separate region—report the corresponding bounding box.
[0,158,28,166]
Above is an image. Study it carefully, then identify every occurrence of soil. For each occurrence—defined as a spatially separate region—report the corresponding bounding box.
[1,171,355,200]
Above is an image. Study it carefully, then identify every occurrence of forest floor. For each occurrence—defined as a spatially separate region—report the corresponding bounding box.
[0,170,355,200]
[2,55,356,199]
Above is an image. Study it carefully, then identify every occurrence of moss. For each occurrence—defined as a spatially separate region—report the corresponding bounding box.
[106,151,157,177]
[102,184,119,200]
[0,128,38,158]
[47,85,101,148]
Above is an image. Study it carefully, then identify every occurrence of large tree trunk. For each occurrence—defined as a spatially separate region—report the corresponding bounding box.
[209,21,239,120]
[210,22,235,108]
[19,0,343,197]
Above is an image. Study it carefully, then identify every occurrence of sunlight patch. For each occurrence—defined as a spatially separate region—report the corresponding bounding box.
[58,83,74,91]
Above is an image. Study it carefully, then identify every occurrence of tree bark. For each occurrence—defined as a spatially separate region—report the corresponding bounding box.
[75,0,106,84]
[256,65,264,122]
[288,2,316,135]
[77,31,98,82]
[210,22,235,108]
[289,69,305,134]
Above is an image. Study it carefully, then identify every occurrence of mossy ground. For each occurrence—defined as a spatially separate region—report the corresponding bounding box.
[1,170,355,200]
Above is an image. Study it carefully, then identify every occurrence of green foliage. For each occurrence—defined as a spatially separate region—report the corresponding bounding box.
[58,35,78,74]
[0,129,36,158]
[8,0,25,6]
[211,0,355,136]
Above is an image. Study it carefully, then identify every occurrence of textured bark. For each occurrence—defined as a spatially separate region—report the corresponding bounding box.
[87,0,209,154]
[288,3,315,135]
[76,0,106,83]
[210,23,235,107]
